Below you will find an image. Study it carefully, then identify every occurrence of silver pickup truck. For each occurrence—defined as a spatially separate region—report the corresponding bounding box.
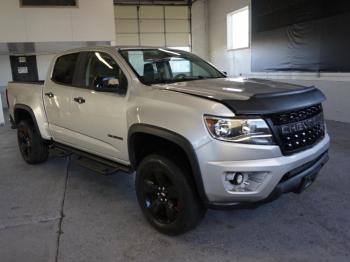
[6,46,330,235]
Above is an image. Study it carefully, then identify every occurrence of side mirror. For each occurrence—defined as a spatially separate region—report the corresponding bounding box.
[222,71,228,76]
[93,77,126,94]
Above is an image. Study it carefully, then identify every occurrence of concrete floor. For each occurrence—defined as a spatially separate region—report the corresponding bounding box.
[0,111,349,262]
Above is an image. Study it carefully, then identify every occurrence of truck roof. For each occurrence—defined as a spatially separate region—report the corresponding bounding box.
[58,46,185,55]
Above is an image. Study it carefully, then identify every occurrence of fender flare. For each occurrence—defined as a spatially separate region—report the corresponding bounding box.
[13,104,42,136]
[128,123,208,203]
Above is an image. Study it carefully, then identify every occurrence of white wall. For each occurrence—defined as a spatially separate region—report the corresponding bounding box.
[207,0,350,123]
[36,54,56,80]
[0,96,4,124]
[0,56,12,87]
[0,56,12,108]
[0,0,116,108]
[191,0,209,59]
[0,0,115,43]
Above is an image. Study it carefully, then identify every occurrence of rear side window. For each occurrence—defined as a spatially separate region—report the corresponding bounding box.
[52,53,79,85]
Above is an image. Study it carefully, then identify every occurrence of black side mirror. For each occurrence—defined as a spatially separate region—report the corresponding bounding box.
[93,77,126,95]
[222,71,228,76]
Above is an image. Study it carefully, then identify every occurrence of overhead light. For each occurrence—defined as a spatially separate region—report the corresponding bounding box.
[95,52,113,69]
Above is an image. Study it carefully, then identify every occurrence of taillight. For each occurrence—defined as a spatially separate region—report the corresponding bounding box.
[5,88,9,108]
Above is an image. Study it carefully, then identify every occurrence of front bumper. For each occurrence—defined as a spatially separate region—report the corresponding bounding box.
[208,151,328,209]
[198,134,330,206]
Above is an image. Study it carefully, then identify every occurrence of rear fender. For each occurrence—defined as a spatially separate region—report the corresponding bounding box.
[14,104,51,140]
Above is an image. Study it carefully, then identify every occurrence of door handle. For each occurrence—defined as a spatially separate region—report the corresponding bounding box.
[73,97,86,104]
[45,92,54,98]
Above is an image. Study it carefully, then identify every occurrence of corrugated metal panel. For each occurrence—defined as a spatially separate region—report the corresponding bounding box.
[139,6,164,18]
[140,20,164,33]
[116,19,139,33]
[140,33,165,46]
[114,6,138,18]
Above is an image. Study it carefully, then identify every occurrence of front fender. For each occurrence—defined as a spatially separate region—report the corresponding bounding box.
[128,123,208,203]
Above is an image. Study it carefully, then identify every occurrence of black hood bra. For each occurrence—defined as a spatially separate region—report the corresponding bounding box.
[156,78,326,115]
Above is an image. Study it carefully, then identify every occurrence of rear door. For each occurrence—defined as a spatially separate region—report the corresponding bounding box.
[68,51,129,163]
[43,52,80,143]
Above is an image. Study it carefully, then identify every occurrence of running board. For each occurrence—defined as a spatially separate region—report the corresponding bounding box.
[51,143,131,175]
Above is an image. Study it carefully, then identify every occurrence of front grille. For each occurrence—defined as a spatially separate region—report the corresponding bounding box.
[268,104,325,155]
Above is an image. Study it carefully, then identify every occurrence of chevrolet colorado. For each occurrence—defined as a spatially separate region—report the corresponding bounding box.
[6,46,330,235]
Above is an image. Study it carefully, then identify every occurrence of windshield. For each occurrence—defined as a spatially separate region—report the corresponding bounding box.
[119,48,225,85]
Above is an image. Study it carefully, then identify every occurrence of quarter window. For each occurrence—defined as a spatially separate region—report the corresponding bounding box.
[52,53,79,85]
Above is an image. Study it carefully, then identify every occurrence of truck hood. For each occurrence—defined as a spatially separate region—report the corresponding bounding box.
[154,78,326,115]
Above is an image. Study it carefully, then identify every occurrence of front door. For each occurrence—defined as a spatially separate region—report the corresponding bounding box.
[68,51,129,163]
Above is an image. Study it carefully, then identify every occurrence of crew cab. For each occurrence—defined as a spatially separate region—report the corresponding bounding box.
[6,46,330,235]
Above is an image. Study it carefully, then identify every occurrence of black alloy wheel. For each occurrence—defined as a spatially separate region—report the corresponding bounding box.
[18,124,32,161]
[136,154,206,235]
[17,120,49,164]
[143,169,181,224]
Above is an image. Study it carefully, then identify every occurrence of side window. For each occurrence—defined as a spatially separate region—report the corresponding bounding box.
[52,53,79,85]
[85,52,127,91]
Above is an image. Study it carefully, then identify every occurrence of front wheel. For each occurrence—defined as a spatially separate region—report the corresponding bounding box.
[17,120,49,164]
[135,154,206,235]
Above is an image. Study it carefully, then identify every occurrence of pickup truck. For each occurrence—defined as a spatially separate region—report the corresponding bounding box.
[6,46,330,235]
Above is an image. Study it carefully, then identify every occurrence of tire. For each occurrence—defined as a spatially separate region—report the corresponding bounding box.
[17,119,49,164]
[135,154,206,235]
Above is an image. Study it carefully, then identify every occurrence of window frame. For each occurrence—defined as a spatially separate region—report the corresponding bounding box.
[51,52,81,87]
[227,6,250,51]
[20,0,78,8]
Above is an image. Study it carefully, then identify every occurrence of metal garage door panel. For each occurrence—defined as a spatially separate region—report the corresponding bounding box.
[139,6,164,19]
[166,33,189,46]
[140,20,164,33]
[140,33,165,46]
[114,4,190,49]
[115,34,139,45]
[115,19,138,33]
[115,6,138,19]
[165,19,189,33]
[165,6,188,19]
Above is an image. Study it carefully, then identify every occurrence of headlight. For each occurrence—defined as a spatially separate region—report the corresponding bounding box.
[204,116,275,145]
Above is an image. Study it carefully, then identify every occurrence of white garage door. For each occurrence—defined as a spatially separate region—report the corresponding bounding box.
[114,5,191,50]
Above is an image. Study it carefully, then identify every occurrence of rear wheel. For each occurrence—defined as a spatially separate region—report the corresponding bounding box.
[135,154,206,235]
[17,120,49,164]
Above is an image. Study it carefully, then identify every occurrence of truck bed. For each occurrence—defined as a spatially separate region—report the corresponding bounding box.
[7,81,50,139]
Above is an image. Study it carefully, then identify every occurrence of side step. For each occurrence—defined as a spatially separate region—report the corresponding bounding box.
[51,143,131,175]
